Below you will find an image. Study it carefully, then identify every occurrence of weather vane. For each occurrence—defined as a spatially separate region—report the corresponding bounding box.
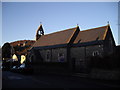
[107,21,109,25]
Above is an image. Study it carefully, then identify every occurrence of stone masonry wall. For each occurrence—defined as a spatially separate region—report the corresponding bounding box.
[86,45,104,58]
[70,45,104,72]
[51,48,67,62]
[36,48,67,63]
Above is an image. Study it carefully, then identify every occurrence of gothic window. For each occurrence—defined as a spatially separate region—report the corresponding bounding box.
[58,53,65,62]
[92,51,99,56]
[46,51,50,62]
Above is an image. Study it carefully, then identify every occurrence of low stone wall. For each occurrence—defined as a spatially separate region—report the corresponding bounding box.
[89,69,120,80]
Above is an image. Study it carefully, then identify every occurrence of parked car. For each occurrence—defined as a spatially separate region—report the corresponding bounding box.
[10,63,33,74]
[10,65,19,72]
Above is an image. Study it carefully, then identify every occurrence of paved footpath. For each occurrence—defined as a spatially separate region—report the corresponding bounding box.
[2,71,120,88]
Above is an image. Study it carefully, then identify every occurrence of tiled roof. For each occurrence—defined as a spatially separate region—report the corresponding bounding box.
[10,40,35,55]
[10,40,35,47]
[33,25,109,47]
[73,25,109,44]
[33,27,78,47]
[16,47,31,55]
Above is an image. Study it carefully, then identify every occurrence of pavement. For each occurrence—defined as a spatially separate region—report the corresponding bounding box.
[2,71,120,88]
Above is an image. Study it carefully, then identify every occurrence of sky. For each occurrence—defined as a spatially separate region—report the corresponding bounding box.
[1,2,119,46]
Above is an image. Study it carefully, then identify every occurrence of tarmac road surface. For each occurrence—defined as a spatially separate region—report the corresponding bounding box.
[2,71,120,88]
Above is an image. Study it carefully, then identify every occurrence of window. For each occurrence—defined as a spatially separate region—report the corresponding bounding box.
[47,52,50,59]
[23,43,26,46]
[92,51,99,56]
[21,55,26,64]
[58,53,65,62]
[46,51,50,62]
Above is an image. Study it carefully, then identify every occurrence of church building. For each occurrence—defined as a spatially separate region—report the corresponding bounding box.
[29,24,116,73]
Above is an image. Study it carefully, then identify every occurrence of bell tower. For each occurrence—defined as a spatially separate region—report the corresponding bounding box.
[36,24,44,41]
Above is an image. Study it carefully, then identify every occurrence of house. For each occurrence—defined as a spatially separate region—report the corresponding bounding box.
[10,40,35,64]
[29,24,116,73]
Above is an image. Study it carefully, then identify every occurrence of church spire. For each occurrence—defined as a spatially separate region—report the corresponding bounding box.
[36,24,44,41]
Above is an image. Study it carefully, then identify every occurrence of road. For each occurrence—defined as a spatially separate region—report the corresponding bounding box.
[2,71,120,88]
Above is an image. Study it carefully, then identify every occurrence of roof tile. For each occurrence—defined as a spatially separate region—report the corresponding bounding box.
[74,25,108,44]
[33,27,78,47]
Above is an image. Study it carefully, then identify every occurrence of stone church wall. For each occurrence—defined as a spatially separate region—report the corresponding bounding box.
[71,45,104,62]
[32,45,104,73]
[71,47,85,61]
[32,47,68,74]
[86,45,104,58]
[35,47,67,63]
[70,45,104,73]
[51,48,67,62]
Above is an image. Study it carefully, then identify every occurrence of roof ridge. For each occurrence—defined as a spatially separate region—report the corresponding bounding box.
[10,40,35,43]
[44,27,77,36]
[80,25,108,32]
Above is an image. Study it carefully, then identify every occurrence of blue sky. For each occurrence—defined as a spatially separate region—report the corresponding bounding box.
[2,2,118,46]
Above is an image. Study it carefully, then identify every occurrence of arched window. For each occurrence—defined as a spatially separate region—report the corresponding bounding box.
[46,51,50,62]
[21,55,26,64]
[92,51,99,56]
[58,53,65,62]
